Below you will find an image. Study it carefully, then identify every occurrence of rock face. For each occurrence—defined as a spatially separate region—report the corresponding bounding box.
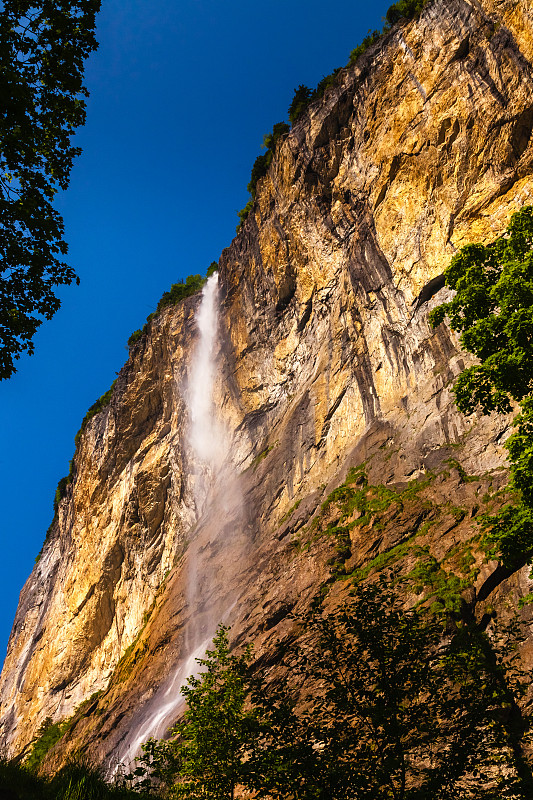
[1,0,533,770]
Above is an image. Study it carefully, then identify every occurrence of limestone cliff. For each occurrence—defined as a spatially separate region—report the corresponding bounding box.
[1,0,533,770]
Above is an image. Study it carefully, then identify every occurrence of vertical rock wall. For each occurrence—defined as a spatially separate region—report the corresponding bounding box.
[1,0,532,766]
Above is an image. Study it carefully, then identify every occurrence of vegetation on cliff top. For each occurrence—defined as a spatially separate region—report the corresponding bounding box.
[430,206,533,571]
[237,0,431,230]
[127,263,217,348]
[45,262,218,545]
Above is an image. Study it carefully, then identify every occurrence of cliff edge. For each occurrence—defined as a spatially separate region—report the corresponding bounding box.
[1,0,532,770]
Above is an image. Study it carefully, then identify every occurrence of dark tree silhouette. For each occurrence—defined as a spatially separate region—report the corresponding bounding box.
[0,0,100,379]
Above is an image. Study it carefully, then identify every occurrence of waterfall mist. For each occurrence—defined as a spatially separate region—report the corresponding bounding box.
[115,272,246,771]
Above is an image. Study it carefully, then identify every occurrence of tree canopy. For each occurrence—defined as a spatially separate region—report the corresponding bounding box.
[133,626,260,800]
[0,0,101,379]
[131,586,533,798]
[429,207,533,416]
[430,207,533,568]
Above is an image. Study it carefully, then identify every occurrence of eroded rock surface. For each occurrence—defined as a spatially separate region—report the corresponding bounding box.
[1,0,533,768]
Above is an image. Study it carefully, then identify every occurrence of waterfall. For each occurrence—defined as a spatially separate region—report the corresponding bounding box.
[187,273,222,469]
[115,272,240,771]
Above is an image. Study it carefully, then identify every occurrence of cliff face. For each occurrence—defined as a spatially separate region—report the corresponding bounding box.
[1,0,533,769]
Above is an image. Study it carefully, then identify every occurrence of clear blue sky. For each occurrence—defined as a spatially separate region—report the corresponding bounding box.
[0,0,391,661]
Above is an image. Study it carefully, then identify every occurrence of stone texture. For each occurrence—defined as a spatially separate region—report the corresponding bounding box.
[1,0,533,770]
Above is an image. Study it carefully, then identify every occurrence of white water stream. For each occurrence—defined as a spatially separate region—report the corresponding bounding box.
[116,273,240,771]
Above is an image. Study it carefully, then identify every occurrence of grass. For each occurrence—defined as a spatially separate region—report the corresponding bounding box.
[304,459,489,614]
[25,717,74,773]
[249,442,277,470]
[0,758,155,799]
[279,499,301,525]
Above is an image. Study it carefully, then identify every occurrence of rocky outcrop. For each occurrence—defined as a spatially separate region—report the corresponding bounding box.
[1,0,533,769]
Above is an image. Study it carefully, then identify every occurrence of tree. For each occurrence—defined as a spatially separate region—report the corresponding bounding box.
[134,588,532,798]
[0,0,101,380]
[288,84,312,125]
[429,207,533,567]
[247,122,289,201]
[254,583,533,800]
[134,626,260,800]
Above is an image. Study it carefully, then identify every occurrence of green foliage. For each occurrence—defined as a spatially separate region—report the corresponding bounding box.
[385,0,428,25]
[128,267,216,348]
[314,69,342,100]
[133,586,533,798]
[77,380,117,439]
[46,377,116,542]
[250,443,276,469]
[430,207,533,569]
[0,756,154,799]
[236,122,289,231]
[286,69,342,125]
[279,498,301,525]
[480,502,533,567]
[407,545,470,613]
[288,84,313,124]
[132,625,259,798]
[238,0,432,227]
[156,274,204,313]
[289,1,430,124]
[127,329,143,347]
[348,1,429,65]
[236,198,253,232]
[46,262,215,550]
[0,0,101,379]
[142,587,533,798]
[348,29,382,65]
[286,68,343,127]
[274,583,531,799]
[25,717,71,772]
[445,457,478,483]
[53,463,74,515]
[247,122,290,201]
[429,207,533,415]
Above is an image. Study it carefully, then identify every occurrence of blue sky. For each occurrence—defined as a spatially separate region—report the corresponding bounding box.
[0,0,390,661]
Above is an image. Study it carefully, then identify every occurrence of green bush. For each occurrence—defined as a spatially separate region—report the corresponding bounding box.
[77,381,117,438]
[430,206,533,569]
[236,122,290,230]
[127,266,217,349]
[133,591,533,798]
[236,199,253,232]
[54,474,71,515]
[25,717,71,773]
[348,29,382,65]
[314,68,342,99]
[0,756,155,799]
[247,122,290,201]
[386,0,428,25]
[288,84,313,124]
[289,0,430,126]
[287,70,344,125]
[127,329,142,347]
[155,273,204,313]
[237,0,433,226]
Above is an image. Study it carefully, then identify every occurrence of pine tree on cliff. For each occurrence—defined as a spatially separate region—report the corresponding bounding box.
[0,0,101,380]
